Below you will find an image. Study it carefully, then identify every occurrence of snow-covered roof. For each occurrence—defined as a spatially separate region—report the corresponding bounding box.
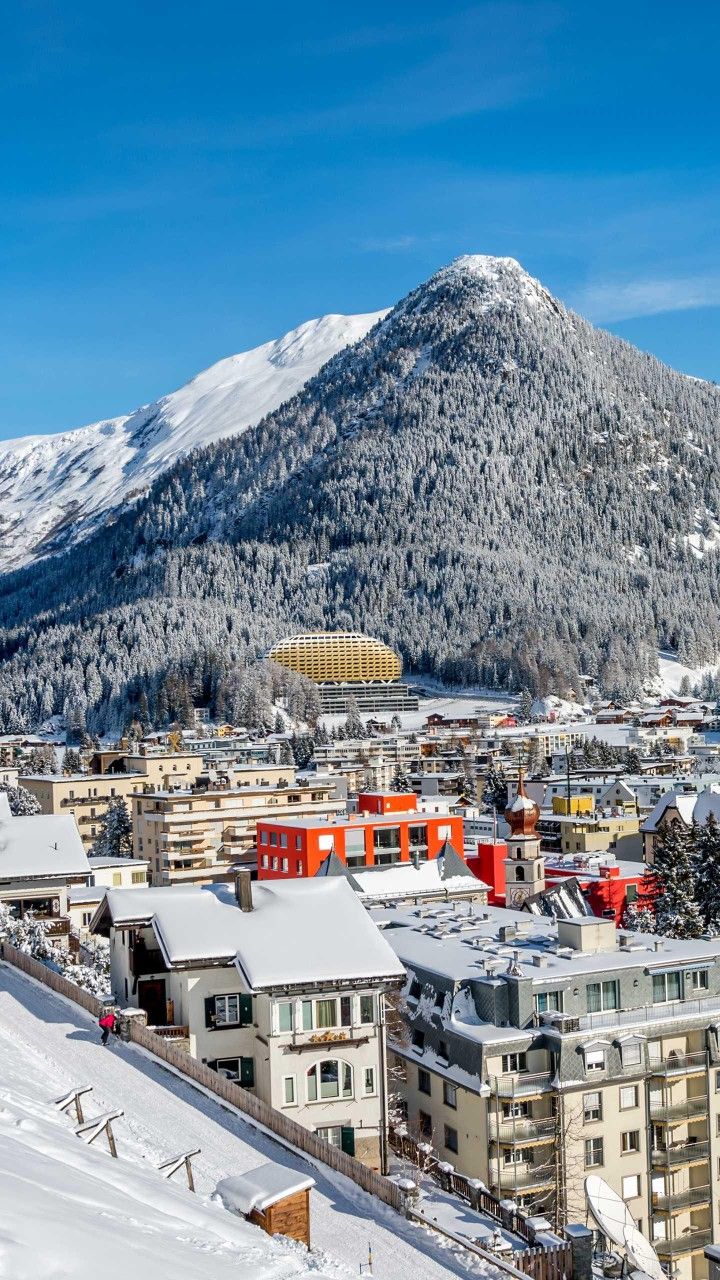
[69,885,105,904]
[0,813,89,883]
[99,880,405,989]
[641,787,713,832]
[88,855,149,868]
[349,847,484,903]
[215,1164,315,1215]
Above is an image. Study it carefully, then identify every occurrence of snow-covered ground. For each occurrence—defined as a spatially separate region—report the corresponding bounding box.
[0,311,385,573]
[655,652,720,697]
[0,962,497,1280]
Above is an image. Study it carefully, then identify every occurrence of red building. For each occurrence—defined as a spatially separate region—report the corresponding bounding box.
[257,793,464,880]
[466,837,644,924]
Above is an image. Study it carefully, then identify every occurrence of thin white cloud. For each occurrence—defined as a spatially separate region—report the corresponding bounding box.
[574,275,720,323]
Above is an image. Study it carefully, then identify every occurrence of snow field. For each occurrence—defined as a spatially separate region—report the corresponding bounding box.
[0,962,497,1280]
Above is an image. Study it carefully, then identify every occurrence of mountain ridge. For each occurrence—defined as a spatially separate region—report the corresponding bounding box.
[0,310,386,573]
[1,254,719,733]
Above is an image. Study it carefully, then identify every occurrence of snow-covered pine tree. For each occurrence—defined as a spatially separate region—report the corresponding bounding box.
[343,697,364,740]
[519,688,533,724]
[648,819,704,939]
[390,763,412,792]
[621,900,656,933]
[483,760,507,813]
[625,748,642,774]
[695,813,720,935]
[62,747,83,774]
[0,782,41,816]
[92,796,133,858]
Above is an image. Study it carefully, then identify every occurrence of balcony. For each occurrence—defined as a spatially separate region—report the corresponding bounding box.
[494,1117,556,1143]
[576,995,720,1032]
[649,1095,708,1121]
[654,1228,712,1257]
[490,1073,553,1098]
[651,1139,709,1167]
[652,1185,710,1212]
[650,1052,708,1078]
[130,943,167,977]
[495,1163,555,1190]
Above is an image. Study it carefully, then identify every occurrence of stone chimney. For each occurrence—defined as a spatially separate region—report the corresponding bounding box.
[235,869,253,912]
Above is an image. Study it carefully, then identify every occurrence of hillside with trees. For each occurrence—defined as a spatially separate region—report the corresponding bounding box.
[1,255,720,734]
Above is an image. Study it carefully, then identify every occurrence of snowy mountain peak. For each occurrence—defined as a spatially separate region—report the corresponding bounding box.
[428,254,557,313]
[0,310,386,573]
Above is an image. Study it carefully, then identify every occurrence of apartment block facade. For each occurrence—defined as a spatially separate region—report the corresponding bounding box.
[133,772,344,885]
[256,804,463,880]
[380,904,720,1280]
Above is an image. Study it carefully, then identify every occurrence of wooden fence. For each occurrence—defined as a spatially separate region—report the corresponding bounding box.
[0,941,404,1213]
[512,1244,572,1280]
[391,1126,535,1243]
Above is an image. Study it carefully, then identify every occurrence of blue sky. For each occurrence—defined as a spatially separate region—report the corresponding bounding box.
[1,1,718,438]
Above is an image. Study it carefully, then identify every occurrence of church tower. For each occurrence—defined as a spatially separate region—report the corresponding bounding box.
[503,771,545,907]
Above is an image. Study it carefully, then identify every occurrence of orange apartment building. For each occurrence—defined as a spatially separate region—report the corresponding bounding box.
[256,792,464,880]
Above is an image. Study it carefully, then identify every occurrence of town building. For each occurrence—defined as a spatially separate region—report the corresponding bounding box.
[22,772,144,850]
[0,795,89,941]
[267,631,418,714]
[379,898,720,1279]
[642,786,720,862]
[68,854,150,936]
[256,794,463,880]
[92,875,405,1169]
[133,771,344,886]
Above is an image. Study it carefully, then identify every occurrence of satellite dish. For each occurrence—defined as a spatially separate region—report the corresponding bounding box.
[584,1175,636,1247]
[622,1224,665,1280]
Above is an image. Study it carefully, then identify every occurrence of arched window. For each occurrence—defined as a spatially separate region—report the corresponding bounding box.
[306,1059,353,1102]
[515,866,525,881]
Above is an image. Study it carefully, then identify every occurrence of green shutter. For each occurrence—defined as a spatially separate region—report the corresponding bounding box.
[340,1126,355,1156]
[204,997,217,1029]
[240,1057,255,1087]
[239,994,253,1026]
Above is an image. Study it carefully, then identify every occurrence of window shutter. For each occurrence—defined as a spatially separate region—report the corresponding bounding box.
[240,1057,255,1087]
[239,994,253,1026]
[340,1126,355,1157]
[204,997,217,1029]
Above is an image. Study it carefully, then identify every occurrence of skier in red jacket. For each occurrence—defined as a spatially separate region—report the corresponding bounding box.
[98,1010,116,1046]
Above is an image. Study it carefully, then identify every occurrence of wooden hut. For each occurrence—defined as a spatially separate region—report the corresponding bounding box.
[215,1163,315,1248]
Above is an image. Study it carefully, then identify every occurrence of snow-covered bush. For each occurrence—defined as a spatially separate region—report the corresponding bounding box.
[0,904,111,997]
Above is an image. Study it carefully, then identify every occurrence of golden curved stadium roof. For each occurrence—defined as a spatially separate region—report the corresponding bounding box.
[268,631,402,685]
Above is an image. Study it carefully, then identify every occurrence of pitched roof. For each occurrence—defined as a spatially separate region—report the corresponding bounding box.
[0,813,89,883]
[97,879,405,989]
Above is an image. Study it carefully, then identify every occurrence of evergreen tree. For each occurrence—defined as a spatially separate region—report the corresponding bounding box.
[274,711,285,735]
[647,820,704,939]
[390,714,402,734]
[519,688,534,724]
[483,760,508,813]
[62,748,83,774]
[621,900,656,933]
[695,813,720,934]
[0,782,41,815]
[278,739,294,766]
[390,763,412,792]
[625,748,642,774]
[92,796,133,859]
[343,697,364,740]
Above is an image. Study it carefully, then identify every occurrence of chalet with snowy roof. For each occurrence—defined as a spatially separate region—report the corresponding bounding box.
[641,785,720,862]
[92,874,404,1168]
[0,796,89,936]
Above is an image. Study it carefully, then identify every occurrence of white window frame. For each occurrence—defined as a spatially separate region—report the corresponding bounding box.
[585,1048,606,1072]
[215,994,240,1026]
[363,1067,376,1096]
[282,1074,297,1106]
[620,1085,639,1109]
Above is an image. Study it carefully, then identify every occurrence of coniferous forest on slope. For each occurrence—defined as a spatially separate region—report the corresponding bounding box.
[1,257,720,734]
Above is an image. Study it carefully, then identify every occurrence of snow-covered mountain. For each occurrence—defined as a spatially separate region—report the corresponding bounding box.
[0,310,385,572]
